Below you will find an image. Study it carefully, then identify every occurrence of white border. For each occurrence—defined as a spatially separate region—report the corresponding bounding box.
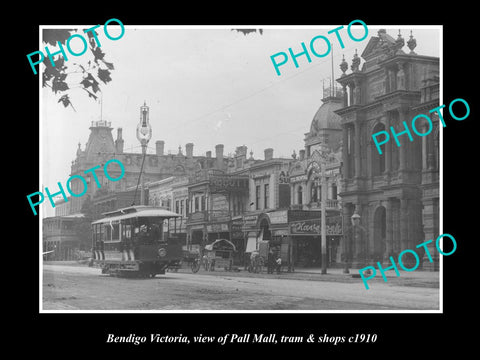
[39,24,443,314]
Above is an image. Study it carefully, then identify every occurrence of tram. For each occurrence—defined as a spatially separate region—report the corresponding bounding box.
[91,205,183,277]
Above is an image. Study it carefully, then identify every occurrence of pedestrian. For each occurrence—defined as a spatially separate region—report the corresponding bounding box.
[276,255,282,274]
[267,248,275,274]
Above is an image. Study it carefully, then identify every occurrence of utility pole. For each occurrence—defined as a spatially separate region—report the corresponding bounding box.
[321,160,327,274]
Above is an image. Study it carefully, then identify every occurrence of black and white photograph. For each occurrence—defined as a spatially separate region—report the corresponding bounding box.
[19,10,476,354]
[37,24,443,312]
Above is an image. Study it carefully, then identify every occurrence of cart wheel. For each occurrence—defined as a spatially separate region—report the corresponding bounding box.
[191,259,200,273]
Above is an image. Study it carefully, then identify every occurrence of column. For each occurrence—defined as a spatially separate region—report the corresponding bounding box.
[342,84,348,107]
[305,180,312,204]
[342,203,351,273]
[398,109,407,171]
[385,198,393,260]
[354,122,361,177]
[269,173,275,209]
[400,198,408,252]
[290,183,296,206]
[302,181,307,205]
[249,178,255,210]
[385,115,392,173]
[342,126,349,179]
[422,124,428,170]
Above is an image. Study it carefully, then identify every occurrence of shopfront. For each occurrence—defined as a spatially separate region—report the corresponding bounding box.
[241,209,343,269]
[289,214,343,267]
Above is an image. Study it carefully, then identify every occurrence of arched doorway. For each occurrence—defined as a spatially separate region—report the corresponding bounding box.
[373,206,386,262]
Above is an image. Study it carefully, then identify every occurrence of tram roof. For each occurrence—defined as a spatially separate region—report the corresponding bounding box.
[92,206,181,224]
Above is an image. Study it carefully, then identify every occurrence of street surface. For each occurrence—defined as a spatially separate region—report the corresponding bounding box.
[42,263,440,311]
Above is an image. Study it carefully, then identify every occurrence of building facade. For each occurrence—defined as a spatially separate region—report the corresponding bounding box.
[335,29,440,269]
[286,87,344,268]
[43,214,84,260]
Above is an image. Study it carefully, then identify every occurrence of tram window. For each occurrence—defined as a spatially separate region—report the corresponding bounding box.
[123,224,132,240]
[104,224,111,242]
[111,223,120,241]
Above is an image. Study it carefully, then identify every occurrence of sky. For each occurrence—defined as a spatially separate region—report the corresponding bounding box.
[40,24,441,218]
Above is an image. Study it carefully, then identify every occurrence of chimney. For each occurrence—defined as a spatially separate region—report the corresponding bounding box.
[156,140,165,156]
[185,143,194,158]
[115,128,124,154]
[215,144,224,169]
[264,148,273,161]
[206,151,212,158]
[299,149,305,160]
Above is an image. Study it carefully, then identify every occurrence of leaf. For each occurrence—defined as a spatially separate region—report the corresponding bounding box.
[91,78,100,93]
[80,78,92,89]
[91,46,105,63]
[52,80,69,94]
[231,29,263,36]
[102,60,115,70]
[42,70,53,87]
[98,68,112,84]
[82,88,98,100]
[43,29,74,46]
[58,94,70,107]
[82,72,100,92]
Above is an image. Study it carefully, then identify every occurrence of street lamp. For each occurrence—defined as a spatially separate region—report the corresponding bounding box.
[136,101,152,205]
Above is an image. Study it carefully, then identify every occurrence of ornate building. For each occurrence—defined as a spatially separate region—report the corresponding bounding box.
[286,86,343,267]
[59,103,223,218]
[335,29,440,269]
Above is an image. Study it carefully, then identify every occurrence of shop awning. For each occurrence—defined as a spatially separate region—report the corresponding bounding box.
[245,236,257,253]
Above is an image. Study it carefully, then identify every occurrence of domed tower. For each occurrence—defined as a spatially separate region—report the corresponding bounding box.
[304,85,344,156]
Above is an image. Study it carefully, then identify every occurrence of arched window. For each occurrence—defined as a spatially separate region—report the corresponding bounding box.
[298,186,303,205]
[372,123,386,176]
[311,185,318,202]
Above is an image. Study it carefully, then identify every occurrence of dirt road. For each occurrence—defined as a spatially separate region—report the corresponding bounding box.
[42,263,439,311]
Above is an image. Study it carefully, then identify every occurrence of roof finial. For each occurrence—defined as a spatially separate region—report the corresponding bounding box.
[340,54,348,76]
[351,49,360,72]
[395,29,405,52]
[407,30,417,54]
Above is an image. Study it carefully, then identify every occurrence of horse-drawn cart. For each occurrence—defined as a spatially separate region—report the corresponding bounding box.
[202,239,236,272]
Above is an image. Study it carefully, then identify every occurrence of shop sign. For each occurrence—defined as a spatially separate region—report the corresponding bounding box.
[243,215,258,228]
[209,176,249,191]
[207,223,229,233]
[273,229,289,236]
[268,210,288,224]
[209,209,230,222]
[189,211,206,222]
[288,210,322,222]
[289,216,343,235]
[231,218,243,232]
[290,174,307,183]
